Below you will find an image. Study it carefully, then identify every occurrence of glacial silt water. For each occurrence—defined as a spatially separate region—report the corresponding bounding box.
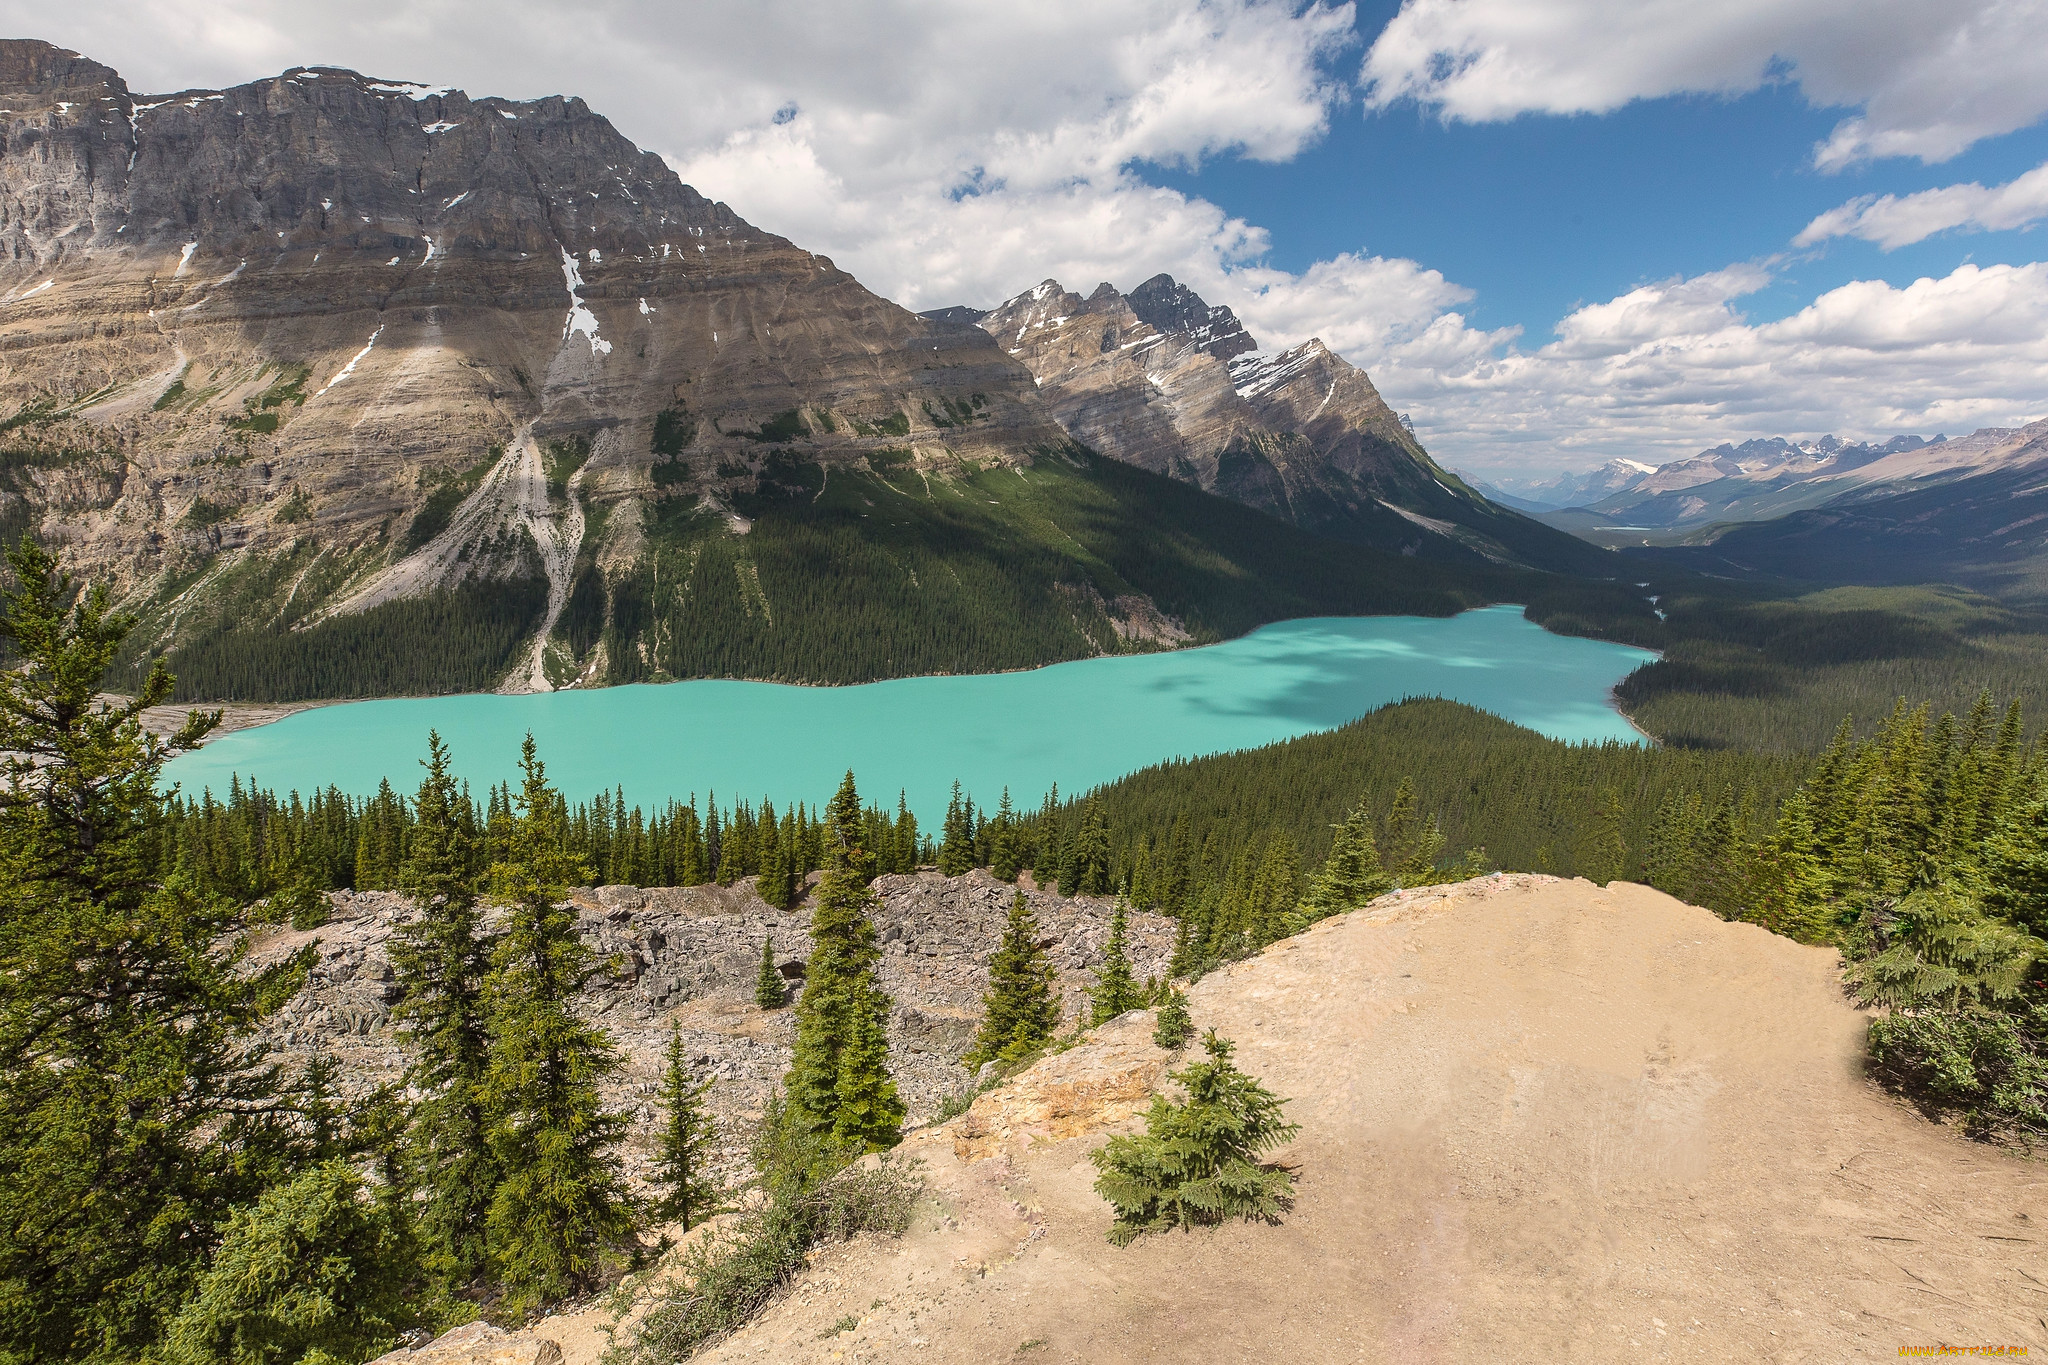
[165,606,1656,820]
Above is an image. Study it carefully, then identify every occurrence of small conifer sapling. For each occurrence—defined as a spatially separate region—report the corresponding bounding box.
[654,1025,723,1231]
[1152,988,1194,1050]
[1090,1031,1299,1245]
[755,937,786,1009]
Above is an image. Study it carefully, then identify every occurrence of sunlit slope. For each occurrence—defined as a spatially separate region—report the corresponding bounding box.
[584,877,2043,1363]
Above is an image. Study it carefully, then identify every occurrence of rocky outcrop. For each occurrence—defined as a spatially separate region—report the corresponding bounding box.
[967,276,1587,569]
[0,39,1064,676]
[250,869,1174,1192]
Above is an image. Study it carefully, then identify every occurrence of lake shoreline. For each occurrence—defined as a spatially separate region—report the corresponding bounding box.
[162,609,1660,823]
[154,602,1662,748]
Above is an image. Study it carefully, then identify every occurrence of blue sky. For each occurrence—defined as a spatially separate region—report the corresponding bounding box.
[15,0,2048,474]
[1152,75,2048,345]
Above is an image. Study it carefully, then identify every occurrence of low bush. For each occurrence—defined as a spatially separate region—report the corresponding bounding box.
[608,1102,922,1363]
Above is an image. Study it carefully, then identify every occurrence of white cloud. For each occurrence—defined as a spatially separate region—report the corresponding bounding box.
[1796,161,2048,250]
[1382,261,2048,474]
[16,1,2048,477]
[1360,0,2048,170]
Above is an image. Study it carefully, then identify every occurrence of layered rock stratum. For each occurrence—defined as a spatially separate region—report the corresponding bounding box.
[0,39,1060,685]
[0,38,1598,701]
[954,274,1576,567]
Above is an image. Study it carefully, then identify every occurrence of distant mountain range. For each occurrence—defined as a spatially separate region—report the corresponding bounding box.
[0,39,1601,701]
[1481,434,1939,523]
[1628,419,2048,603]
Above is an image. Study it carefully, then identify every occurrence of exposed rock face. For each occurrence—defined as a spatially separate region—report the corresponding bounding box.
[250,869,1174,1193]
[0,39,1062,676]
[969,275,1576,567]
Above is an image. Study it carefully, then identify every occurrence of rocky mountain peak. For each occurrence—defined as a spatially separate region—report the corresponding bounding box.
[975,273,1580,569]
[0,38,1065,687]
[1126,273,1256,363]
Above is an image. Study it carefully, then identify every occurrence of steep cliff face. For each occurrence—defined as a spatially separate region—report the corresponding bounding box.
[967,276,1596,572]
[0,39,1063,687]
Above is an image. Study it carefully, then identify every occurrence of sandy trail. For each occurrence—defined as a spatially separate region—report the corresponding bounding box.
[557,876,2044,1364]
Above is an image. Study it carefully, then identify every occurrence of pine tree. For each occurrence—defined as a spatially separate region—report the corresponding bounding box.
[0,538,307,1362]
[830,979,902,1151]
[781,773,904,1150]
[1577,787,1631,886]
[990,789,1020,882]
[757,799,787,907]
[755,936,787,1009]
[1034,784,1063,884]
[939,781,974,876]
[1090,900,1144,1025]
[390,730,499,1287]
[654,1025,722,1231]
[164,1161,419,1365]
[480,736,635,1312]
[963,892,1062,1071]
[1293,800,1393,927]
[1090,1031,1299,1245]
[1065,796,1113,896]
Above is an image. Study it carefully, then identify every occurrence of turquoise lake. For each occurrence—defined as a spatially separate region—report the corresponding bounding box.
[165,606,1657,821]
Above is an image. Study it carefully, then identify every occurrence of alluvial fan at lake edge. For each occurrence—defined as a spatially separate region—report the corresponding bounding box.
[164,606,1656,820]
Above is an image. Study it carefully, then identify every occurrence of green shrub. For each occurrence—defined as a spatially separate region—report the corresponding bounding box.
[1091,1031,1298,1246]
[164,1163,418,1365]
[1868,1002,2048,1145]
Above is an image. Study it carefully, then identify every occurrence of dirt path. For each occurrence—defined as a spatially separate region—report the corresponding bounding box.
[569,876,2044,1364]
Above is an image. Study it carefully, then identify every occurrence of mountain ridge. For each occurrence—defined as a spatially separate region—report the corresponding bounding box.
[0,38,1619,702]
[955,275,1603,574]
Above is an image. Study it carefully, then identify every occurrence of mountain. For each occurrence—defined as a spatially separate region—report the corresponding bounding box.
[1631,419,2048,603]
[1485,457,1660,511]
[1518,434,1938,545]
[0,40,1617,702]
[941,276,1602,574]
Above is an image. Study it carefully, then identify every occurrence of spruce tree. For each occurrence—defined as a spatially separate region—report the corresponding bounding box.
[781,773,904,1150]
[1090,1031,1299,1245]
[1982,793,2048,936]
[990,789,1020,882]
[0,539,307,1362]
[939,781,974,876]
[654,1025,722,1231]
[1152,987,1194,1050]
[830,979,903,1150]
[1577,787,1630,885]
[480,736,635,1312]
[1090,900,1144,1025]
[963,892,1062,1070]
[1294,801,1394,927]
[755,936,787,1009]
[389,730,498,1287]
